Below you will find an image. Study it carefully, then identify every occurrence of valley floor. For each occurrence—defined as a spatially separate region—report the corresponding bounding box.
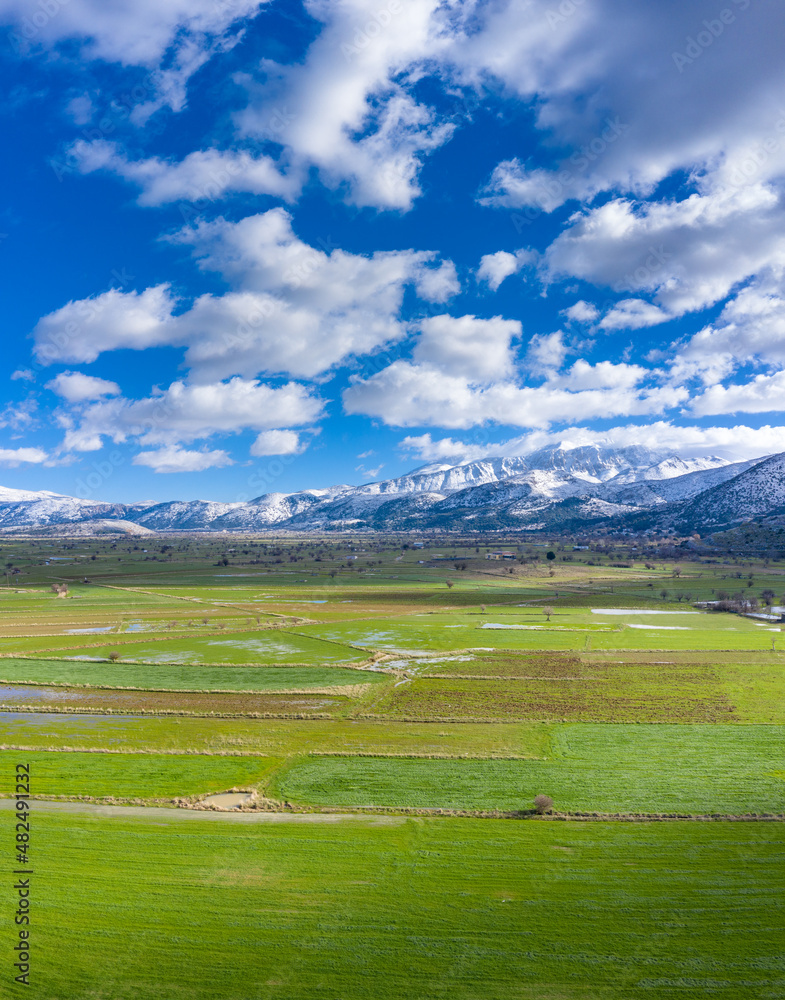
[1,535,783,997]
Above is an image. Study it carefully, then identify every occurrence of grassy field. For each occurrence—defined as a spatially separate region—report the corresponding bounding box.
[4,724,783,815]
[0,711,552,756]
[0,656,383,691]
[2,534,785,997]
[0,685,355,716]
[272,725,785,814]
[1,749,280,799]
[1,809,782,1000]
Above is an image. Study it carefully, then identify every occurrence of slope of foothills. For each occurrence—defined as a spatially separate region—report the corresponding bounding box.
[4,445,785,536]
[1,532,783,999]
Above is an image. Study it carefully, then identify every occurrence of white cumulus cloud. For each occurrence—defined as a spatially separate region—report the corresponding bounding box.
[46,371,121,403]
[250,429,304,456]
[133,445,233,473]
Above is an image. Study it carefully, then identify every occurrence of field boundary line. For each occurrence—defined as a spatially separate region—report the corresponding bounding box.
[0,798,782,822]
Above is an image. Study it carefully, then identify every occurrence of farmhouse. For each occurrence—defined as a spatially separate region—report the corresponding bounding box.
[486,551,516,560]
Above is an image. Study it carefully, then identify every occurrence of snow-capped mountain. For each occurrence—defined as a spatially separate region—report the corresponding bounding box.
[522,444,672,482]
[0,493,128,528]
[0,446,777,534]
[670,451,785,532]
[596,457,764,508]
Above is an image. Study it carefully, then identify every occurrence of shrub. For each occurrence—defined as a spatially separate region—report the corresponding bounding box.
[534,794,553,814]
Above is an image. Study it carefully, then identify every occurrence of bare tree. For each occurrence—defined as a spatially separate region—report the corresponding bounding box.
[542,606,554,621]
[534,794,553,814]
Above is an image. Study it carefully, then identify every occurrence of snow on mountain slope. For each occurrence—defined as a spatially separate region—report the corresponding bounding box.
[522,444,671,482]
[0,496,126,527]
[282,489,448,528]
[359,446,690,498]
[598,457,766,508]
[674,452,785,530]
[213,491,344,528]
[0,486,71,502]
[354,457,531,496]
[434,471,589,512]
[133,500,245,531]
[608,455,730,485]
[0,446,778,533]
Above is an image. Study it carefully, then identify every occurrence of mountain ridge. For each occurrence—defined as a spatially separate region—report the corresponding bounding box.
[0,445,777,535]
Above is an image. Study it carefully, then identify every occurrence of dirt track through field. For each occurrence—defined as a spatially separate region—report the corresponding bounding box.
[0,798,405,824]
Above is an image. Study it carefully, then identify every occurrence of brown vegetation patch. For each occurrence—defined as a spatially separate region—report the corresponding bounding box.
[0,684,348,716]
[375,664,736,723]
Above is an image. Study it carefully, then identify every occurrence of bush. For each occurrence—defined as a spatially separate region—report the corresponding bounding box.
[533,794,553,814]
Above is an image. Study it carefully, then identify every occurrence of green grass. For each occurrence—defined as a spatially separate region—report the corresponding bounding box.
[273,725,785,814]
[0,749,280,799]
[3,538,785,997]
[0,711,550,757]
[1,810,783,999]
[0,629,366,663]
[0,657,384,691]
[297,608,782,653]
[375,669,737,723]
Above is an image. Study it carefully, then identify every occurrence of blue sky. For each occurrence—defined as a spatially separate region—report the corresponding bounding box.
[1,0,784,502]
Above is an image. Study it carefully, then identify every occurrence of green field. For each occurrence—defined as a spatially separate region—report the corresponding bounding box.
[2,534,785,997]
[0,711,551,756]
[5,725,783,815]
[2,749,280,799]
[273,725,785,814]
[1,809,782,1000]
[0,628,366,663]
[0,657,383,691]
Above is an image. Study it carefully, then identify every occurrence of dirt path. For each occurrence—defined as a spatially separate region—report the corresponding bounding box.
[0,798,404,824]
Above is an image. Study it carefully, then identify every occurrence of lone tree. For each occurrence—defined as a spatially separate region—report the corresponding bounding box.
[546,551,556,561]
[445,579,454,589]
[534,794,553,814]
[542,606,554,621]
